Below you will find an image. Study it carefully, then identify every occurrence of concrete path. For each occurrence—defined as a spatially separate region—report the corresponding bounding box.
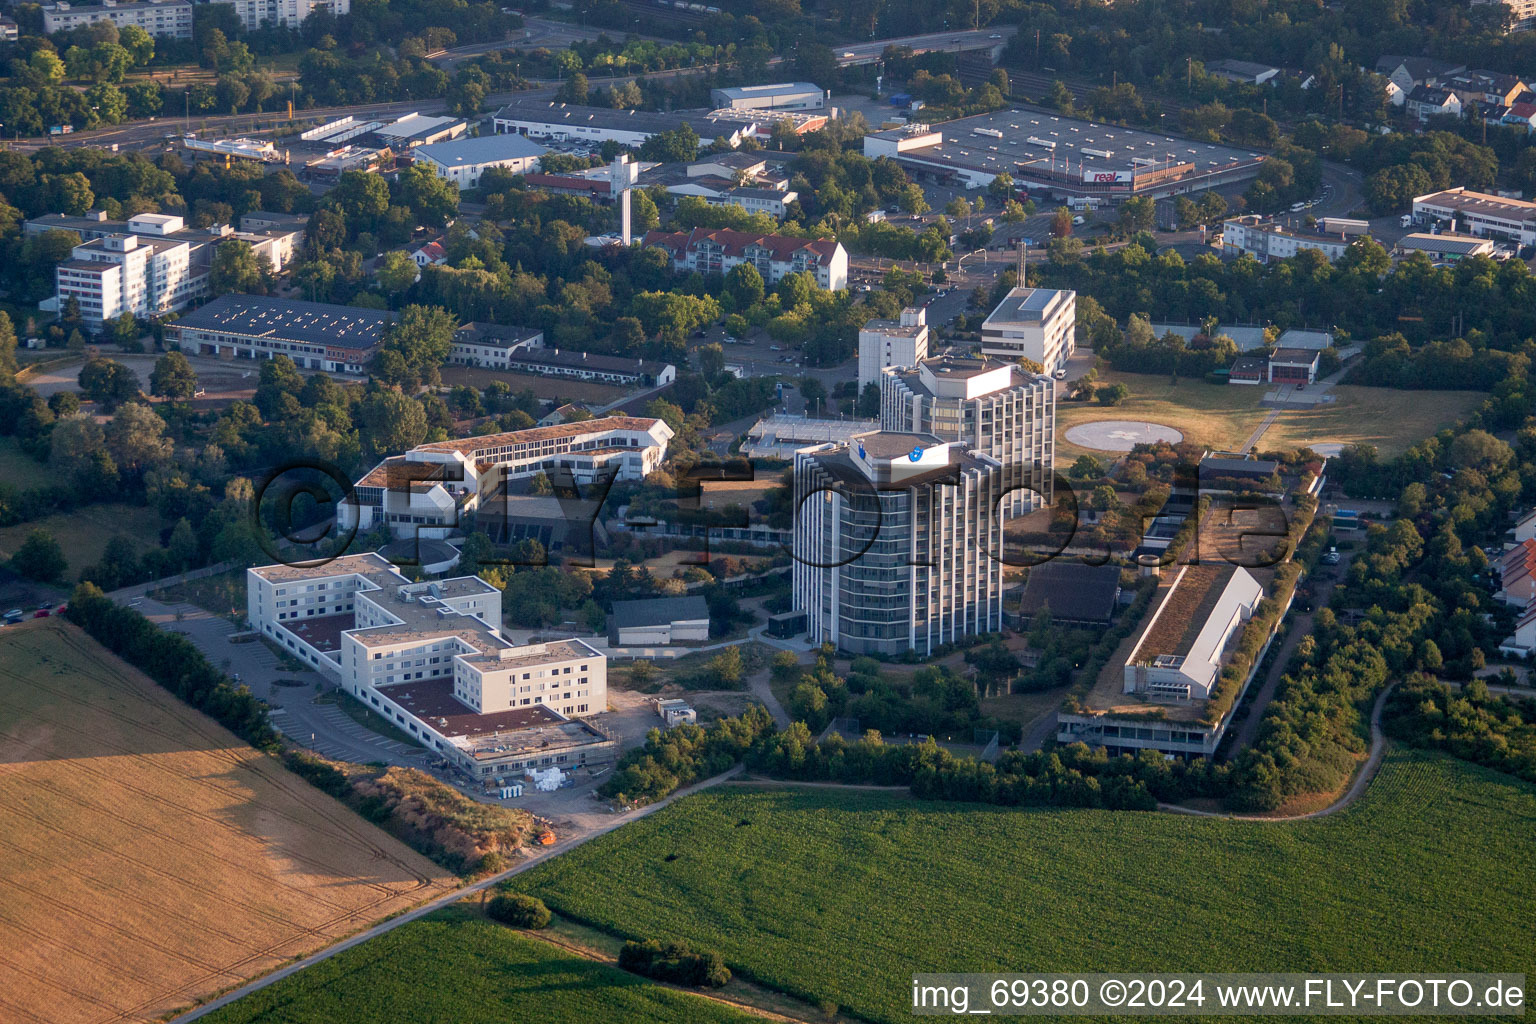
[167,765,746,1023]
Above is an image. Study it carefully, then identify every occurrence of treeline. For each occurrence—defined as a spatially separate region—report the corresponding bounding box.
[65,582,277,749]
[1047,236,1536,390]
[782,651,1022,744]
[1385,677,1536,784]
[600,705,775,806]
[748,725,1230,811]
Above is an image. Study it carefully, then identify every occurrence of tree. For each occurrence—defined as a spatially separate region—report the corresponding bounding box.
[78,358,140,406]
[374,304,457,386]
[105,402,172,475]
[150,351,198,401]
[1049,208,1073,238]
[987,172,1015,203]
[119,25,155,64]
[856,381,880,418]
[395,164,460,228]
[327,171,390,234]
[102,311,140,349]
[724,263,765,309]
[0,311,16,380]
[1096,382,1130,405]
[898,183,928,215]
[799,376,827,415]
[630,190,660,233]
[375,250,419,295]
[705,646,743,687]
[209,239,269,296]
[487,892,551,928]
[11,529,66,582]
[357,389,428,457]
[1046,79,1074,113]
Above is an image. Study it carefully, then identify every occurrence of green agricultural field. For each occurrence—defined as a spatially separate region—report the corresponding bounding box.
[199,908,763,1024]
[515,752,1536,1024]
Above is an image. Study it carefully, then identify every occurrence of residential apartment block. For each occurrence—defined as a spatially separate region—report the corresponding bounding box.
[33,211,302,326]
[247,553,613,778]
[344,417,674,536]
[225,0,347,30]
[793,432,1006,657]
[42,0,193,38]
[979,286,1076,372]
[857,307,929,389]
[641,228,848,291]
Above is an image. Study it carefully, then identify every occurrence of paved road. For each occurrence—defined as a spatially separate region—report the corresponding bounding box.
[167,764,747,1024]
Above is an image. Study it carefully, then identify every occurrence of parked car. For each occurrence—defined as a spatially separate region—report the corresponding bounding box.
[4,609,24,624]
[33,610,49,618]
[1321,546,1341,566]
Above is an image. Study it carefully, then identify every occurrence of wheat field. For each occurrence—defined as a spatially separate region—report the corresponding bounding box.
[0,620,457,1024]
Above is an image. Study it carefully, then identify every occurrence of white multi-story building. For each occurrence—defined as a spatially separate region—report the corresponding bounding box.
[42,0,193,38]
[247,553,613,778]
[412,134,548,190]
[224,0,347,29]
[881,352,1055,512]
[1472,0,1536,31]
[1411,187,1536,245]
[346,417,674,537]
[1220,215,1355,264]
[980,286,1076,372]
[39,211,301,326]
[54,231,195,326]
[641,227,848,291]
[793,432,1006,657]
[857,307,929,389]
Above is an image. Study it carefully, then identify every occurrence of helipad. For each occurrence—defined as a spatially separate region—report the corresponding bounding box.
[1064,420,1184,452]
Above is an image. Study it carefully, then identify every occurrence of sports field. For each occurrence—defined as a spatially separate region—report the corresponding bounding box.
[0,620,456,1024]
[513,751,1535,1024]
[200,907,763,1024]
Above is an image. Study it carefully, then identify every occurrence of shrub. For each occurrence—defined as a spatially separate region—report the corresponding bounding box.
[487,892,551,929]
[619,938,731,988]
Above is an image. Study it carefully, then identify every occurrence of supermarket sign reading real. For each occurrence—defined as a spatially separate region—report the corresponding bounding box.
[1083,169,1135,184]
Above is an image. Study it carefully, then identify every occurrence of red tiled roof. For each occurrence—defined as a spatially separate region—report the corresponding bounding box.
[641,227,840,265]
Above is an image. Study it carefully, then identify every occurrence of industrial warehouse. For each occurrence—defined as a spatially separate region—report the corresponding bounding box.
[863,106,1268,204]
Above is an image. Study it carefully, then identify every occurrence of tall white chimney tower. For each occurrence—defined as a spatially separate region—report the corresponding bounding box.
[612,154,640,245]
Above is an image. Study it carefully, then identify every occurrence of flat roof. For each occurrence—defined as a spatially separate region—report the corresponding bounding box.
[984,286,1071,325]
[870,106,1264,181]
[170,295,396,352]
[415,134,547,166]
[714,82,822,99]
[376,114,461,141]
[495,100,701,136]
[1269,347,1320,364]
[1398,232,1491,253]
[1018,562,1120,623]
[1414,188,1536,223]
[612,595,709,630]
[381,680,608,755]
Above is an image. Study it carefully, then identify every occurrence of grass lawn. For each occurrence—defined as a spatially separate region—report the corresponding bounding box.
[512,751,1535,1024]
[1057,372,1482,460]
[1056,371,1269,458]
[0,502,164,575]
[0,446,46,490]
[199,907,764,1024]
[1262,384,1482,456]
